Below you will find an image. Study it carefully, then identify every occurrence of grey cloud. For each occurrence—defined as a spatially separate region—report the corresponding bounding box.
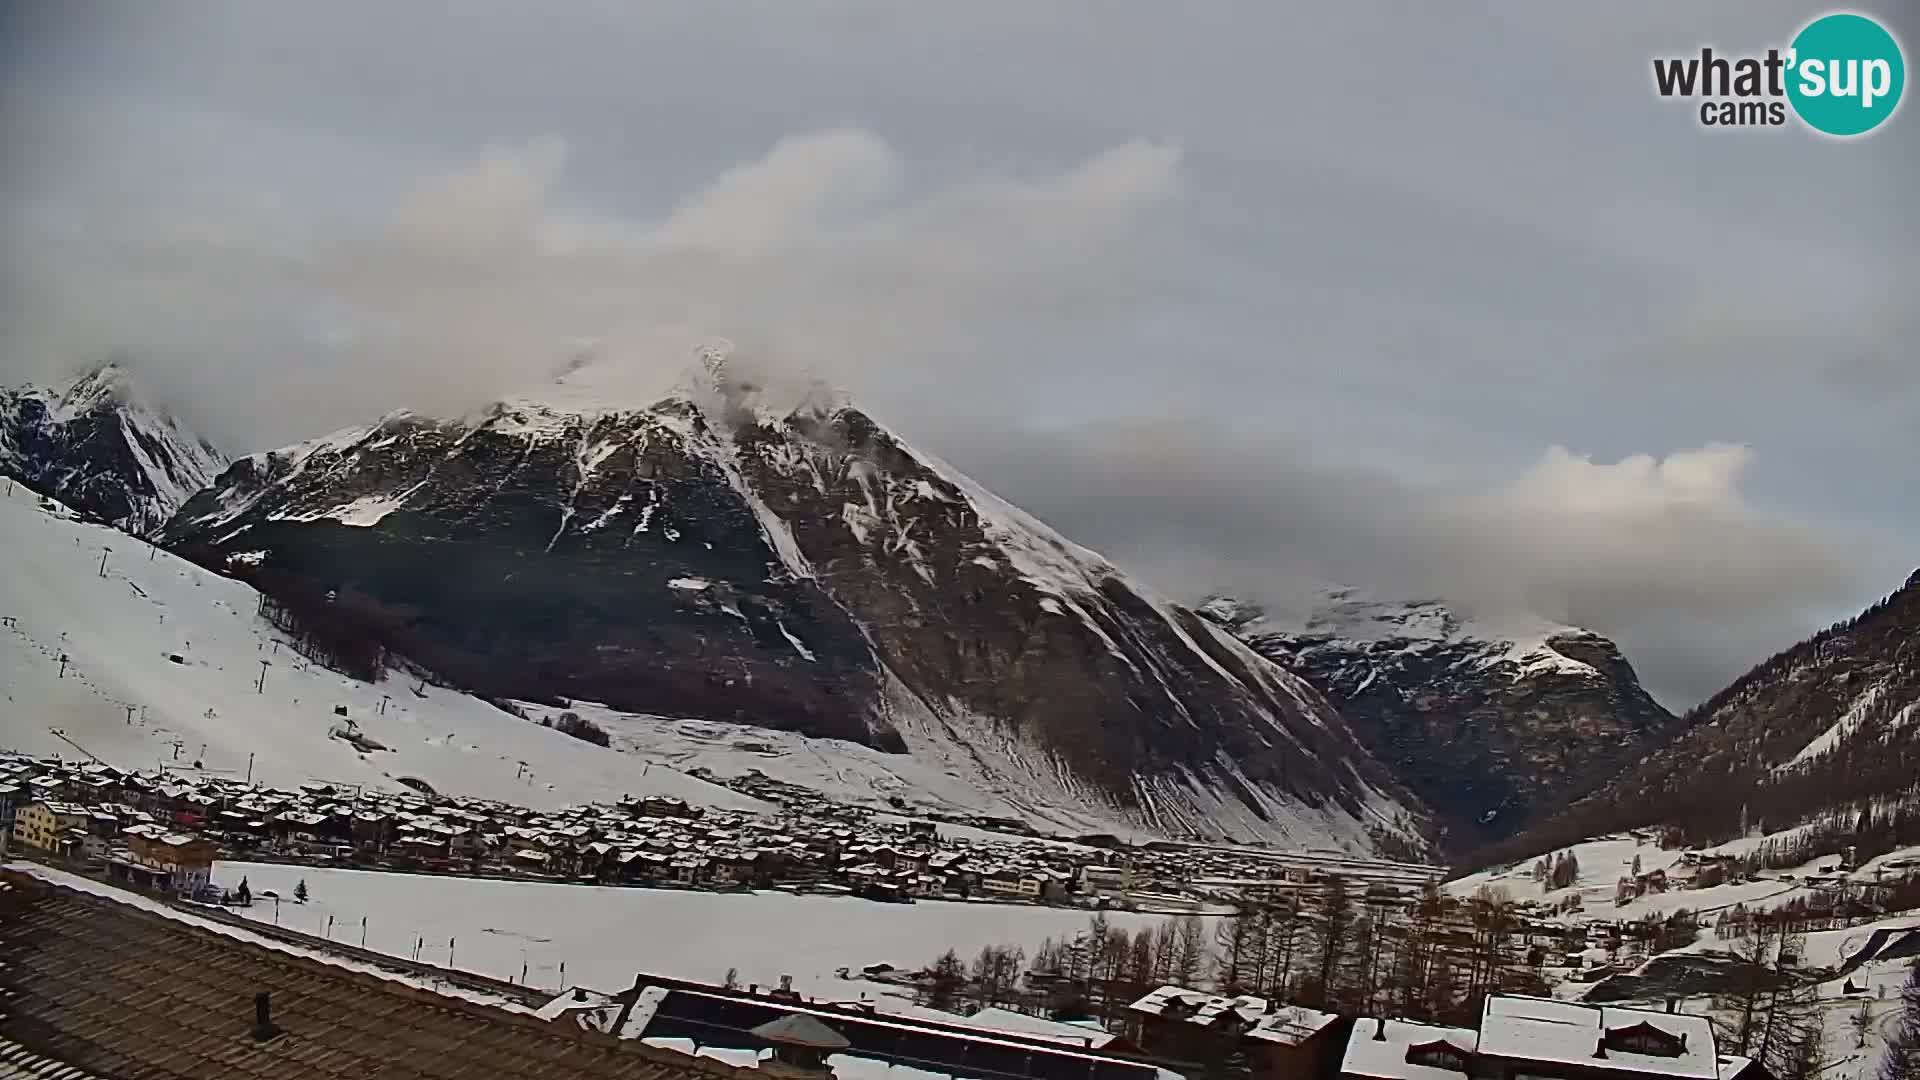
[936,419,1897,708]
[0,129,1182,448]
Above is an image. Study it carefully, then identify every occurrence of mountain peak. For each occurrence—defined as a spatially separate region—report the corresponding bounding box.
[1,361,228,534]
[47,359,136,419]
[1205,584,1675,848]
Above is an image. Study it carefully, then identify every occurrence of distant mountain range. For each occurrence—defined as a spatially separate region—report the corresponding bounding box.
[1198,591,1678,850]
[6,357,1909,863]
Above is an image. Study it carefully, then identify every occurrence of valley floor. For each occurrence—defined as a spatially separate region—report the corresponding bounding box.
[184,859,1196,1003]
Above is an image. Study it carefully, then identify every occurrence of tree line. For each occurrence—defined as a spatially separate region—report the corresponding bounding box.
[914,881,1548,1031]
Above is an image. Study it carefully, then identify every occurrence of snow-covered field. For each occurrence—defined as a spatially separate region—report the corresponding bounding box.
[213,861,1189,1001]
[0,482,766,813]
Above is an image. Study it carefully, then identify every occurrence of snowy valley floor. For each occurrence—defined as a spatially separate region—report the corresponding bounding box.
[194,860,1196,1004]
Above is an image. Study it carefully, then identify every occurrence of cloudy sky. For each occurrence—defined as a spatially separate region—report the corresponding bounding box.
[2,1,1913,706]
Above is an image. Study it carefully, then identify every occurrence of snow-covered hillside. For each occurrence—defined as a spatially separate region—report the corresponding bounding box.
[0,362,228,535]
[0,481,765,813]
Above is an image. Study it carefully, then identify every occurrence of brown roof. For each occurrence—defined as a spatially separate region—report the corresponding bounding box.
[0,871,750,1080]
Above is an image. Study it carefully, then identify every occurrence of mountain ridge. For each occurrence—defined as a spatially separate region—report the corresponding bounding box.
[1472,568,1920,868]
[1198,588,1678,852]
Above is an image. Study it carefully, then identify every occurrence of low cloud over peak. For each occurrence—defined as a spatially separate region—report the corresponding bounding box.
[1,128,1183,449]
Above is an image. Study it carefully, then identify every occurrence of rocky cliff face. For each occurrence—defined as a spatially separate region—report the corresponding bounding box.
[1199,590,1676,850]
[163,358,1429,852]
[1502,569,1920,859]
[0,363,228,535]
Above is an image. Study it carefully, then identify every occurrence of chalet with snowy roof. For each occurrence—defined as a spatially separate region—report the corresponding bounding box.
[1245,1005,1347,1080]
[1473,997,1718,1080]
[1126,986,1280,1067]
[1340,1017,1479,1080]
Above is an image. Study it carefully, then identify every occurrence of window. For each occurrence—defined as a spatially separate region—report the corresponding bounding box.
[1602,1023,1685,1058]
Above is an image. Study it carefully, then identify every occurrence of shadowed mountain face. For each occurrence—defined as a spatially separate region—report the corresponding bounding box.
[1,363,228,536]
[163,365,1429,852]
[1494,569,1920,861]
[1199,592,1677,851]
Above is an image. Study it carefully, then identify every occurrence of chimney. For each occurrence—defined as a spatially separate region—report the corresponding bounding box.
[781,975,794,994]
[609,974,646,1036]
[1374,1017,1387,1041]
[1666,998,1678,1014]
[251,992,280,1041]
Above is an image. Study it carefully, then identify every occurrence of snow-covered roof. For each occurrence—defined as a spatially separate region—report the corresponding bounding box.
[1128,985,1268,1026]
[1476,997,1716,1080]
[1341,1018,1478,1080]
[1246,1005,1340,1045]
[960,1006,1117,1048]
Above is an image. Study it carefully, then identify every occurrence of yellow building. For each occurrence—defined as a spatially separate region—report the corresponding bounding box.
[12,801,90,851]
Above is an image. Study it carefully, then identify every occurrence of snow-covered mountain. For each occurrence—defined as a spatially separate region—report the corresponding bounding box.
[0,480,768,812]
[160,355,1430,853]
[1497,567,1920,862]
[1199,589,1675,850]
[0,362,228,536]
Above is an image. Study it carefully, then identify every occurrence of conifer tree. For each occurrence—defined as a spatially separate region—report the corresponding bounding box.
[1882,959,1920,1080]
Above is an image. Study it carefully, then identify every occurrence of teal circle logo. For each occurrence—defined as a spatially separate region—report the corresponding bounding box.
[1786,12,1905,136]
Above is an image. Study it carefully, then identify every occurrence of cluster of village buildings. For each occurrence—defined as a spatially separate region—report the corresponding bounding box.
[0,752,1423,910]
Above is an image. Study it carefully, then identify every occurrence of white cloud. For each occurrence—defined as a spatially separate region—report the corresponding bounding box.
[0,128,1182,447]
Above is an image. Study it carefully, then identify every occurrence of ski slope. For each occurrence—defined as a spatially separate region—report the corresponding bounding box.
[0,482,766,813]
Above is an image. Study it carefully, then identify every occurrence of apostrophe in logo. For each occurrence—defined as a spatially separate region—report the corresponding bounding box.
[1785,12,1904,137]
[1651,10,1905,137]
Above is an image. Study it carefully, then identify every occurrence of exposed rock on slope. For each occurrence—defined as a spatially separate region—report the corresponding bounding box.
[163,358,1428,852]
[1200,590,1676,850]
[0,362,228,535]
[1494,569,1920,862]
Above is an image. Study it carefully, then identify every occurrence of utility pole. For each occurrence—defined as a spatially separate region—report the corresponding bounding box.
[448,937,456,969]
[246,753,254,785]
[361,916,368,947]
[124,704,136,725]
[57,654,69,679]
[379,695,390,716]
[256,659,270,694]
[98,547,111,577]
